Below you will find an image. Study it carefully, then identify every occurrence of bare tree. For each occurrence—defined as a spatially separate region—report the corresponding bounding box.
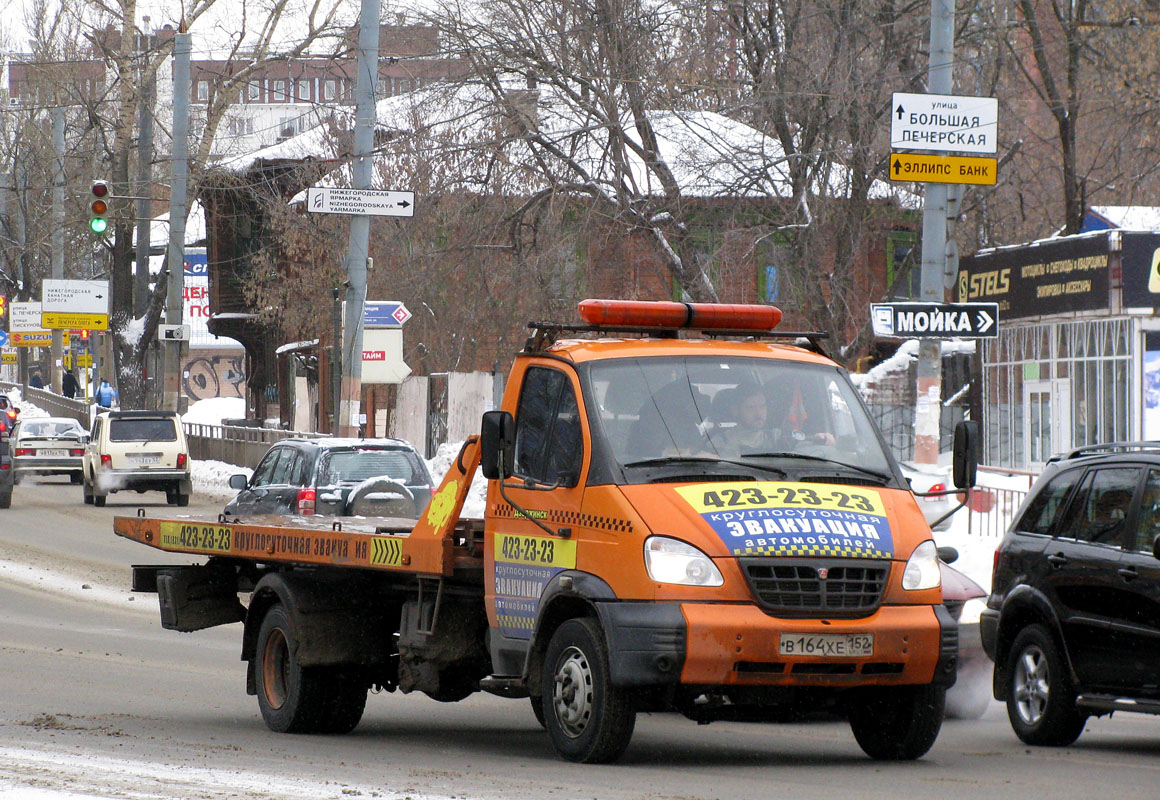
[3,0,348,407]
[425,0,724,302]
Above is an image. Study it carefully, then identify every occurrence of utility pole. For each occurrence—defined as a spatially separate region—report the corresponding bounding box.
[164,31,192,413]
[913,0,956,465]
[337,0,380,437]
[51,105,65,393]
[135,35,156,318]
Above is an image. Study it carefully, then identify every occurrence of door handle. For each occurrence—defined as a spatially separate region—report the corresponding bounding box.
[1117,567,1139,581]
[1046,553,1069,567]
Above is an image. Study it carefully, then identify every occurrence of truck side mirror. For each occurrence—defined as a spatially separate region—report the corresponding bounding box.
[952,420,980,489]
[480,410,516,480]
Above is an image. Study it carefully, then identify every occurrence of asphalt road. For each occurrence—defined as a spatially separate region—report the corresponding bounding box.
[2,477,1159,800]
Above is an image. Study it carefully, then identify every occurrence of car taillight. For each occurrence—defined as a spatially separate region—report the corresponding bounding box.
[923,482,946,501]
[177,453,187,469]
[100,454,112,466]
[69,449,84,457]
[14,448,32,457]
[297,488,316,515]
[5,410,14,420]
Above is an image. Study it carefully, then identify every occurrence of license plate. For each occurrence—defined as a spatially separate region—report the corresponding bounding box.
[39,449,68,457]
[779,633,873,657]
[129,454,161,465]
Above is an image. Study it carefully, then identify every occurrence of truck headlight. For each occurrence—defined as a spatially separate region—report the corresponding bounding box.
[644,536,723,586]
[902,539,942,591]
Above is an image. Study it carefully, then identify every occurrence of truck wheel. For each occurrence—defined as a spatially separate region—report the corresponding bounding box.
[255,604,331,733]
[316,668,368,734]
[542,618,635,763]
[1005,624,1086,746]
[848,684,945,760]
[530,695,547,729]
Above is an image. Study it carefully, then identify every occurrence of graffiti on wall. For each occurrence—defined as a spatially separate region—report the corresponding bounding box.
[183,349,246,401]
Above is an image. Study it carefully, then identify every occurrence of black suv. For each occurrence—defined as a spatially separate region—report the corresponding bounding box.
[225,438,435,519]
[981,442,1160,746]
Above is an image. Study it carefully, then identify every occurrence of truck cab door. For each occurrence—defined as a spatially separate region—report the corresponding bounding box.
[485,364,588,654]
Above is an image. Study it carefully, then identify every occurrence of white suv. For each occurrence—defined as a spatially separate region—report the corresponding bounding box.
[83,411,192,507]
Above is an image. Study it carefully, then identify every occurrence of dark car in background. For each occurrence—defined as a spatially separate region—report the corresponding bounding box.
[12,416,87,484]
[981,442,1160,746]
[225,438,435,519]
[0,395,19,509]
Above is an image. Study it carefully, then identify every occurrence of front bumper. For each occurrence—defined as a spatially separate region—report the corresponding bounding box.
[681,602,955,687]
[597,601,956,689]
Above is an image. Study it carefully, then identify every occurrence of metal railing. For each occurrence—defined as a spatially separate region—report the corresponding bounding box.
[962,465,1038,538]
[182,422,327,469]
[0,381,90,425]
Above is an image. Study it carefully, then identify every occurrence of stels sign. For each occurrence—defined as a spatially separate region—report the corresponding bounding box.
[958,231,1160,320]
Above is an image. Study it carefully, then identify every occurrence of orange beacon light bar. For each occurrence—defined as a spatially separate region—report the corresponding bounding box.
[577,299,783,331]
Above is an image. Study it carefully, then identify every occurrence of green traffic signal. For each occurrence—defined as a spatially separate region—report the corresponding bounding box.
[90,180,109,236]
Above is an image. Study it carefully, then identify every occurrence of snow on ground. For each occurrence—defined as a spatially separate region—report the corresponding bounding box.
[181,396,245,425]
[1,389,49,419]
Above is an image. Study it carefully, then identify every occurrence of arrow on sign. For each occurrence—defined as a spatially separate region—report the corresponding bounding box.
[397,200,410,208]
[896,103,905,120]
[975,309,994,334]
[893,158,902,177]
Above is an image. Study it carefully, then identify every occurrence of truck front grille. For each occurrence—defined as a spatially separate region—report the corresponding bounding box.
[739,558,889,617]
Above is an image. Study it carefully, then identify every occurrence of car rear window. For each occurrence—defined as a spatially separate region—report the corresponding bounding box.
[109,418,178,442]
[21,420,83,438]
[318,449,419,485]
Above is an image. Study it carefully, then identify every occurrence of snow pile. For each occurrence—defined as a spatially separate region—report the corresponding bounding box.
[426,440,488,519]
[191,459,251,501]
[2,389,49,419]
[182,396,245,425]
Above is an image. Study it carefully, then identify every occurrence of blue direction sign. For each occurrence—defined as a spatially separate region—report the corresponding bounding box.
[363,301,412,328]
[0,330,7,347]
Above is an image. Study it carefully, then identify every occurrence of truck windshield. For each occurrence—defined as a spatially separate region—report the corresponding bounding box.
[587,356,894,478]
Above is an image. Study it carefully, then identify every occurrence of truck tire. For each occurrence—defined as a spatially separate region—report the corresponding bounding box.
[255,603,348,734]
[1005,624,1086,746]
[542,618,635,763]
[316,668,368,734]
[847,683,945,760]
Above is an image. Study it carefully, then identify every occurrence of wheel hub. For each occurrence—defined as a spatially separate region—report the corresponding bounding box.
[553,645,593,738]
[1013,644,1049,725]
[262,628,290,710]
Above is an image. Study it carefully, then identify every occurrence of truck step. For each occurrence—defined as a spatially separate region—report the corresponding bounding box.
[1076,694,1160,716]
[478,676,529,698]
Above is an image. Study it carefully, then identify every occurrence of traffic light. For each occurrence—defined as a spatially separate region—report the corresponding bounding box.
[89,180,109,235]
[0,295,6,318]
[79,329,90,341]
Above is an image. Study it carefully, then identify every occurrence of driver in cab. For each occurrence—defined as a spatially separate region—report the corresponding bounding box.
[716,383,834,458]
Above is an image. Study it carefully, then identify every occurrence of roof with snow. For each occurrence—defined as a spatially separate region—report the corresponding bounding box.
[218,82,917,207]
[1081,206,1160,233]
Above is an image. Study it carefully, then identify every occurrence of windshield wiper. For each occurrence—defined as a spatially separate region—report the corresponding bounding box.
[738,452,892,484]
[621,455,785,476]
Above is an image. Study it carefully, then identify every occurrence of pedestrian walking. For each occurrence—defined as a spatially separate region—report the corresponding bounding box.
[62,370,79,399]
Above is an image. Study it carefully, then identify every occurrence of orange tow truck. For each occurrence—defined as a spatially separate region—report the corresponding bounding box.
[115,299,977,763]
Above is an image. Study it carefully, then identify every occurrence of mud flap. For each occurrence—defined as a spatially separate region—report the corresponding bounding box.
[144,565,245,632]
